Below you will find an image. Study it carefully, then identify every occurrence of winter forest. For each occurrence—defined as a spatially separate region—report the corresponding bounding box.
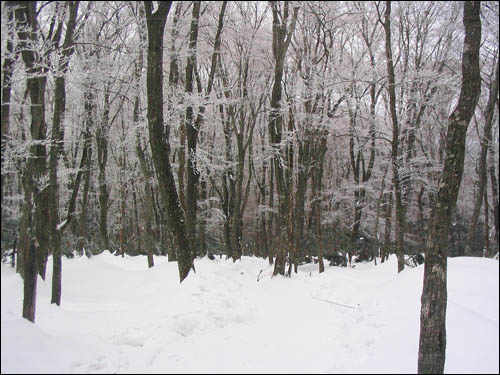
[1,1,499,374]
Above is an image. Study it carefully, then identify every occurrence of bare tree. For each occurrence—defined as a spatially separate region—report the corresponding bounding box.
[143,1,194,282]
[464,57,499,256]
[268,0,299,276]
[379,0,405,273]
[9,0,51,322]
[49,0,80,306]
[418,2,482,373]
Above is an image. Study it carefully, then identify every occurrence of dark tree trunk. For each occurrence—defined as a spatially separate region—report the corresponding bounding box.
[382,190,393,263]
[77,139,91,256]
[184,1,201,259]
[96,91,110,250]
[464,58,498,256]
[1,6,16,212]
[49,0,79,306]
[383,1,405,273]
[268,160,275,265]
[144,1,194,282]
[418,2,481,373]
[268,1,299,276]
[375,162,390,262]
[483,187,490,257]
[11,0,49,321]
[488,146,499,255]
[60,128,91,235]
[221,104,235,259]
[311,136,327,273]
[134,12,154,268]
[294,139,309,271]
[170,2,186,215]
[137,144,155,268]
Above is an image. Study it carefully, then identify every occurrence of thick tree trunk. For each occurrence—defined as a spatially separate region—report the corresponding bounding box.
[418,2,481,373]
[144,1,194,282]
[11,0,49,321]
[268,1,299,276]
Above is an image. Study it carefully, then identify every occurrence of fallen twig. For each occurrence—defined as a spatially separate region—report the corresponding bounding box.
[312,296,355,309]
[257,269,263,282]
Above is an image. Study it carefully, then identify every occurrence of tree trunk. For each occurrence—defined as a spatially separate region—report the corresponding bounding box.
[488,146,499,256]
[96,91,110,250]
[483,186,490,257]
[170,2,186,214]
[144,1,194,282]
[12,0,50,321]
[185,1,227,260]
[137,144,155,268]
[382,190,393,263]
[77,140,91,256]
[383,1,405,273]
[464,58,498,256]
[221,104,235,259]
[184,1,201,259]
[49,0,79,306]
[375,162,390,262]
[1,5,16,214]
[268,1,299,276]
[418,2,481,373]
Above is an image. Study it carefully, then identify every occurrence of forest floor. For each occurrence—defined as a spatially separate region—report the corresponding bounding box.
[1,251,498,373]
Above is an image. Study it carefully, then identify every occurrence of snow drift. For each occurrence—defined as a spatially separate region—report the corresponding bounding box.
[1,252,498,373]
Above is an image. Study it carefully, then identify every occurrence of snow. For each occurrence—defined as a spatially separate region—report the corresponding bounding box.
[56,219,68,231]
[1,252,498,374]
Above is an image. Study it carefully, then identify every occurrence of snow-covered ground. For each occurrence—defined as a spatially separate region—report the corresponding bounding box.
[1,252,498,374]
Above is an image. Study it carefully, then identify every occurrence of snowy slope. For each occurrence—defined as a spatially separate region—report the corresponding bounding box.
[1,252,498,374]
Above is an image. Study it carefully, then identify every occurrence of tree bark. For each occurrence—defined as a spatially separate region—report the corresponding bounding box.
[49,0,79,306]
[184,1,202,259]
[383,1,405,273]
[134,9,154,268]
[137,144,155,268]
[144,1,194,282]
[268,1,299,276]
[96,91,110,250]
[11,0,49,322]
[464,57,498,256]
[382,189,393,263]
[1,5,17,213]
[185,1,227,259]
[418,2,481,373]
[483,186,490,257]
[488,144,499,256]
